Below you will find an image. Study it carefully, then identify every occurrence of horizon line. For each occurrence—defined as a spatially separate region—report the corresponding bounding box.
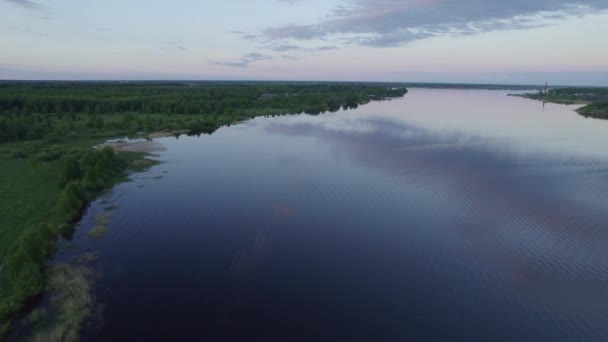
[1,79,601,88]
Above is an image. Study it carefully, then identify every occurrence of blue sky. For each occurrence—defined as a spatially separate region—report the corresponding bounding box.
[1,0,607,85]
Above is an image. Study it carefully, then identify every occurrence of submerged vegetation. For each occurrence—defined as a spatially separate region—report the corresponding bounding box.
[87,213,111,239]
[18,252,101,342]
[516,87,608,119]
[0,81,408,337]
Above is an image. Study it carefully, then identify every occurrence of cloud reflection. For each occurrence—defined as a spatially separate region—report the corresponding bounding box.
[264,114,608,305]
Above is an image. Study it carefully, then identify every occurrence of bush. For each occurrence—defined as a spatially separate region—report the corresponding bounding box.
[11,262,44,299]
[54,181,86,223]
[10,149,27,159]
[59,155,83,186]
[34,145,64,162]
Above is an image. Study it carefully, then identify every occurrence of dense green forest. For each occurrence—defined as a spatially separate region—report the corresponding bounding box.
[537,87,608,103]
[578,101,608,119]
[0,81,408,337]
[0,82,407,143]
[519,87,608,119]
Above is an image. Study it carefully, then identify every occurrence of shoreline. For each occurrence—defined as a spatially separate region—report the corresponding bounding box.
[0,141,158,338]
[510,92,608,120]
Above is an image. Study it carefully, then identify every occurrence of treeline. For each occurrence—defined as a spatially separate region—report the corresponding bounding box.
[0,113,226,143]
[0,115,49,142]
[0,82,407,143]
[525,87,608,104]
[547,88,608,119]
[546,87,608,102]
[521,87,608,120]
[0,82,407,116]
[0,147,130,333]
[578,102,608,119]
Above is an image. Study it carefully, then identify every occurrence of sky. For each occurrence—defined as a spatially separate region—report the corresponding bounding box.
[1,0,607,85]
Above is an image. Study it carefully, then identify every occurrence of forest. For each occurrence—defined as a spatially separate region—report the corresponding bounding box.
[0,81,407,143]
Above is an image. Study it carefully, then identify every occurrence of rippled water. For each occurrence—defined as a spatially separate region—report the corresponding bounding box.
[26,89,608,340]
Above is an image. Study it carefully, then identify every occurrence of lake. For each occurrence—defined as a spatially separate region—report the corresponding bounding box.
[18,89,608,340]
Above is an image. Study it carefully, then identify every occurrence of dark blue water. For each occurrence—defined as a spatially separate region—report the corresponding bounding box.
[47,90,608,340]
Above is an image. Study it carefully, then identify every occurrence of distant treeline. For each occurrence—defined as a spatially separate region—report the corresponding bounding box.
[544,87,608,103]
[578,102,608,119]
[0,82,406,116]
[520,87,608,120]
[0,82,407,142]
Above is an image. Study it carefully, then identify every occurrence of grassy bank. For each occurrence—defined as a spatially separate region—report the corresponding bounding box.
[0,140,154,336]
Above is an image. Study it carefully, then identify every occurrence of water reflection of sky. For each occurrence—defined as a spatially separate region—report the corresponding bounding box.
[61,89,608,341]
[257,93,608,322]
[259,88,608,159]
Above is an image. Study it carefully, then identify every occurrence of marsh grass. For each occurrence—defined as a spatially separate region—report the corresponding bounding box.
[88,213,111,239]
[93,213,111,226]
[27,252,101,342]
[86,226,108,239]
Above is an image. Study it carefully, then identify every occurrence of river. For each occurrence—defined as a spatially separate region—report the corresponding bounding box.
[15,88,608,340]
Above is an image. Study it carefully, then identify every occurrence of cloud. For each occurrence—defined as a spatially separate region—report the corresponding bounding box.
[227,30,259,40]
[262,0,608,47]
[244,52,273,61]
[213,52,273,68]
[8,25,48,37]
[2,0,46,11]
[265,44,305,52]
[281,55,300,60]
[161,41,188,52]
[316,45,338,51]
[259,43,339,55]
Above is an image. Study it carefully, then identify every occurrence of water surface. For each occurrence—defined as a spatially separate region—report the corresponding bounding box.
[38,89,608,340]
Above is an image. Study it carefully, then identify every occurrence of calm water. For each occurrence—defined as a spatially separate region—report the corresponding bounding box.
[28,89,608,340]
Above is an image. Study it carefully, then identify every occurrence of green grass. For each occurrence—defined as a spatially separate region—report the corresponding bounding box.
[0,156,60,263]
[0,156,61,322]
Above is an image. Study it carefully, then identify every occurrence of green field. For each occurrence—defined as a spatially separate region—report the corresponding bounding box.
[0,155,60,262]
